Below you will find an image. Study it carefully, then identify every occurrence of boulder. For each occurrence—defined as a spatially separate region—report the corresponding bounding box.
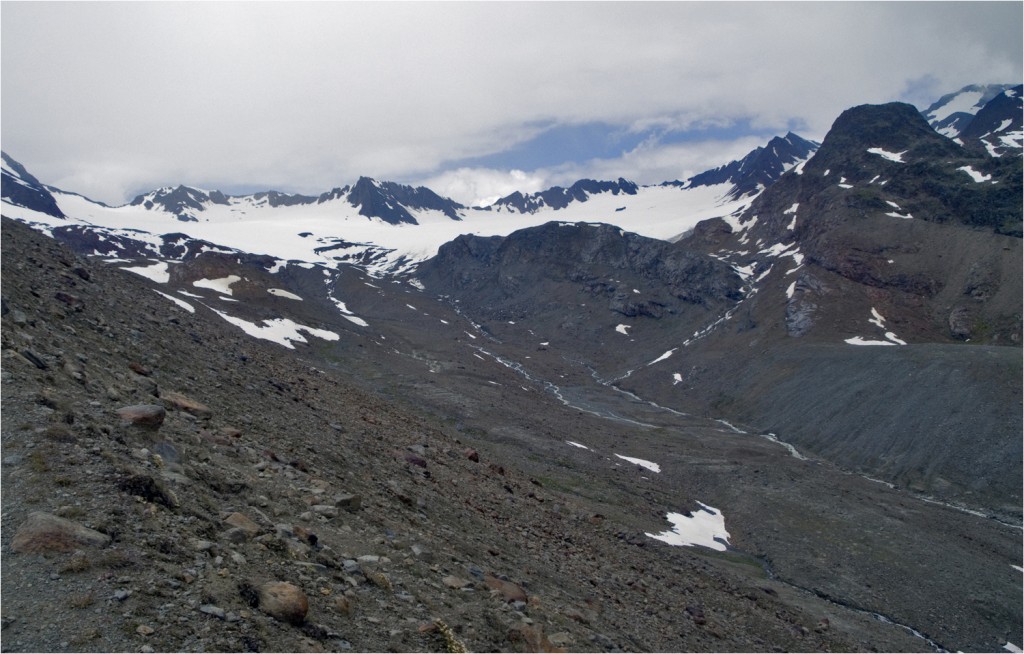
[116,404,166,427]
[161,391,212,419]
[258,581,308,625]
[11,512,110,553]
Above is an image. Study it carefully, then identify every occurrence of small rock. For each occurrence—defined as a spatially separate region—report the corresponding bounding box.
[333,494,361,512]
[129,362,151,376]
[403,453,427,468]
[135,625,155,636]
[224,512,262,537]
[258,581,309,625]
[333,596,352,615]
[114,589,131,601]
[311,505,338,518]
[160,391,212,419]
[484,575,527,603]
[115,404,165,428]
[200,604,226,619]
[443,575,472,590]
[11,512,111,553]
[222,527,251,544]
[356,555,380,565]
[464,448,480,463]
[192,539,216,552]
[410,544,433,563]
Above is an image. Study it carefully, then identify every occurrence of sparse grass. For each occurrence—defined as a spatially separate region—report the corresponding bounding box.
[70,627,101,644]
[68,591,96,608]
[60,552,93,574]
[43,424,76,442]
[27,450,50,473]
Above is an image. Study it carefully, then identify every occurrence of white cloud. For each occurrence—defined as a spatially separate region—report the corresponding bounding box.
[1,2,1020,204]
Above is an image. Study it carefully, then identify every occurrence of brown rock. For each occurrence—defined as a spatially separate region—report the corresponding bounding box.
[11,512,111,553]
[161,391,212,419]
[464,448,480,462]
[484,574,528,602]
[224,512,261,537]
[129,362,151,376]
[116,404,166,427]
[443,575,472,589]
[258,581,308,625]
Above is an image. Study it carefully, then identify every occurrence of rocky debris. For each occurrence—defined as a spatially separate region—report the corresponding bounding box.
[0,217,1016,653]
[256,581,309,625]
[115,404,166,427]
[10,512,111,553]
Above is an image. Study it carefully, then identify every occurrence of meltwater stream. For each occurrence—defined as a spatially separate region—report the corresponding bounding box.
[465,347,994,652]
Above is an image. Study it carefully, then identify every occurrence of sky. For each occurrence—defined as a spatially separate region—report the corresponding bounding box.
[2,2,1021,207]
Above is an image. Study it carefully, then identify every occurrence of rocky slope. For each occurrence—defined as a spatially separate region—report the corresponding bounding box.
[3,214,1021,653]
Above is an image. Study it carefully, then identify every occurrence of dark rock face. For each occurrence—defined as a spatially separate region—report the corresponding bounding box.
[419,221,742,323]
[673,132,819,199]
[130,185,230,222]
[346,176,464,225]
[1,152,65,219]
[489,178,638,213]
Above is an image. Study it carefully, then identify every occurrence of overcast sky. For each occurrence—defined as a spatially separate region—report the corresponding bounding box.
[2,2,1021,206]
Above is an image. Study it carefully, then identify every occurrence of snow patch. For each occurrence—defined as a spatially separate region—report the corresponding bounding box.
[957,165,992,183]
[193,275,241,295]
[845,337,896,346]
[615,324,631,335]
[614,454,660,473]
[566,441,591,451]
[122,260,171,284]
[268,288,303,301]
[645,502,730,551]
[867,147,907,163]
[153,290,195,313]
[647,349,676,365]
[209,308,339,349]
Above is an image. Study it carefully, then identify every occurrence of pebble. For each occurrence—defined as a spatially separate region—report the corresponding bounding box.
[136,624,155,636]
[114,589,131,601]
[199,604,226,619]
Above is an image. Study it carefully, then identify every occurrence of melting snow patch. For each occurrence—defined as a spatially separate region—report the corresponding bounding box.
[645,502,730,551]
[647,349,676,365]
[123,261,171,284]
[786,281,796,299]
[566,441,591,451]
[672,373,682,385]
[153,290,194,313]
[193,275,241,295]
[867,147,907,163]
[957,165,992,183]
[845,337,896,346]
[783,203,799,215]
[616,324,631,335]
[1004,643,1022,653]
[268,288,303,301]
[885,211,913,220]
[614,454,660,473]
[330,298,369,327]
[209,309,339,349]
[408,278,425,291]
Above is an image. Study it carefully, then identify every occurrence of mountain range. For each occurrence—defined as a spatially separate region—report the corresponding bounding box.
[2,84,1022,653]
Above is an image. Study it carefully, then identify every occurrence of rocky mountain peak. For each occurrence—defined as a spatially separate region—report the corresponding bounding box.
[346,176,464,225]
[670,132,818,200]
[1,151,65,219]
